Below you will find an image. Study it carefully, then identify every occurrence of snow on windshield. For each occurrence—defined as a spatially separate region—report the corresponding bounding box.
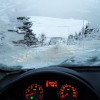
[0,16,100,71]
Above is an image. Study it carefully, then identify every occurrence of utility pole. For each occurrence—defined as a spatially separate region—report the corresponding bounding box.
[67,26,71,45]
[82,20,85,48]
[82,20,85,39]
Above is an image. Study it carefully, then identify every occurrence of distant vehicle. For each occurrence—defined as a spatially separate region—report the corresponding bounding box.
[49,37,66,45]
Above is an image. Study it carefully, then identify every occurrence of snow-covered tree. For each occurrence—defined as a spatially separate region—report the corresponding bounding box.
[67,35,75,45]
[74,32,79,40]
[39,33,46,46]
[11,17,38,47]
[67,24,100,45]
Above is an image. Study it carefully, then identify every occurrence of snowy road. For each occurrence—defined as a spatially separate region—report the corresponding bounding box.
[0,40,100,70]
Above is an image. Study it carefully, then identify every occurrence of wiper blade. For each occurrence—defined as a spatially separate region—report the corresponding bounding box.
[57,64,100,72]
[0,64,23,72]
[0,68,34,81]
[0,63,35,72]
[59,63,100,67]
[0,64,36,81]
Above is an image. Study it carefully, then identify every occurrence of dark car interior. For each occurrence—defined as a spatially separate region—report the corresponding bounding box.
[0,65,100,100]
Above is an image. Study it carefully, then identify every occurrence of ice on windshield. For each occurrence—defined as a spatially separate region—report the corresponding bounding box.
[0,0,100,71]
[0,16,100,71]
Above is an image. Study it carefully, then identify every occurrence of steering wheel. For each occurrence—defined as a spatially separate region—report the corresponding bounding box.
[0,67,99,100]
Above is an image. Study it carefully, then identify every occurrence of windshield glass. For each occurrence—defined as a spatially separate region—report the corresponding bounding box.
[0,0,100,71]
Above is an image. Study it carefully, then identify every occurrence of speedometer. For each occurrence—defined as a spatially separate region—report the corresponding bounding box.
[59,84,78,100]
[25,84,43,100]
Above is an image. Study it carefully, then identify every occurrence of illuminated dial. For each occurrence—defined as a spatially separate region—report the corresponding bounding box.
[59,84,78,100]
[25,84,43,100]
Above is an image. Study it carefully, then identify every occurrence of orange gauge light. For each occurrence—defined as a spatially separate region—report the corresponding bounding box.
[25,84,43,100]
[46,80,57,87]
[59,84,78,100]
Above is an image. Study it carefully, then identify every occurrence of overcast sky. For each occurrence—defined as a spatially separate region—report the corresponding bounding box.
[1,0,100,28]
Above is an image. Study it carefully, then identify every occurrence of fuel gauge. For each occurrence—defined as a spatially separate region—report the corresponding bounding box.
[59,84,78,100]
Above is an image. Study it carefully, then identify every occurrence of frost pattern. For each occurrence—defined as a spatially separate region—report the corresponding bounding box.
[0,16,100,71]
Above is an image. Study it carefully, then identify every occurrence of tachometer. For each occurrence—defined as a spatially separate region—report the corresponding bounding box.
[59,84,78,100]
[25,84,43,100]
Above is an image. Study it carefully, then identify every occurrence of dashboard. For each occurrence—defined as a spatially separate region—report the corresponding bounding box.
[24,77,78,100]
[0,66,100,100]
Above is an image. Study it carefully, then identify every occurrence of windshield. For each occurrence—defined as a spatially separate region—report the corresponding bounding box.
[0,0,100,71]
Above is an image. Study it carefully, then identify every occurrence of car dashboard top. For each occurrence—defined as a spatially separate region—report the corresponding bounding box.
[0,66,100,100]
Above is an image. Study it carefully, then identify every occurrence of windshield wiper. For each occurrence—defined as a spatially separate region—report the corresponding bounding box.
[0,63,35,80]
[0,68,33,81]
[57,64,100,72]
[0,63,24,71]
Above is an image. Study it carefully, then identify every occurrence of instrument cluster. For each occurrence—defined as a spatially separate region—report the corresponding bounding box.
[25,80,78,100]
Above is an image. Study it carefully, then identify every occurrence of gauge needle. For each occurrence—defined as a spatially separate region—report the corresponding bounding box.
[26,93,34,97]
[64,93,68,97]
[61,93,68,99]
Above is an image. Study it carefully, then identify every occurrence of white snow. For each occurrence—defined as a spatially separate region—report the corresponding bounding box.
[0,40,100,71]
[0,16,100,71]
[30,16,87,38]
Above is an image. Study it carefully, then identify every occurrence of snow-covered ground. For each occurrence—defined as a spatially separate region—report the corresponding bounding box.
[0,16,100,71]
[30,16,87,38]
[0,40,100,71]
